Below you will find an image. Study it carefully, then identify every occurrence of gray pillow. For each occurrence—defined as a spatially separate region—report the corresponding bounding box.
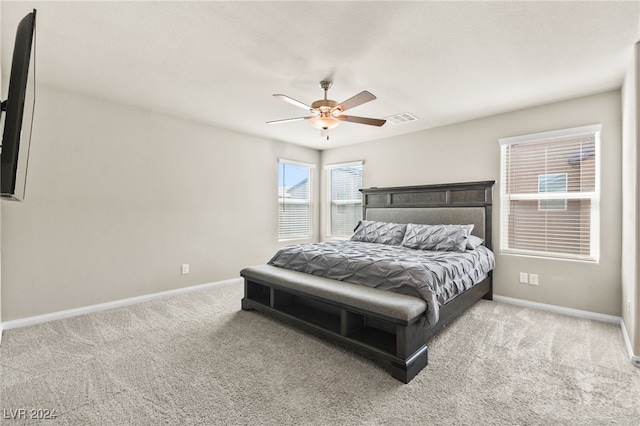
[350,220,407,245]
[401,223,474,252]
[466,234,484,250]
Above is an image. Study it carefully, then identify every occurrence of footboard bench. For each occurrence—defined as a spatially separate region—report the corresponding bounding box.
[240,264,429,383]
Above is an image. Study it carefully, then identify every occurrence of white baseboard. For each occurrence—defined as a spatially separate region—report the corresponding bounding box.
[493,295,621,324]
[620,319,640,368]
[1,277,243,332]
[494,295,639,368]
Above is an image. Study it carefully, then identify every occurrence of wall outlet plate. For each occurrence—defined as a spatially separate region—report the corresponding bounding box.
[529,273,539,285]
[181,264,190,274]
[519,272,528,284]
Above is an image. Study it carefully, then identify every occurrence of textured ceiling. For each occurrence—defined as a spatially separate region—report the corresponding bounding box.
[2,1,639,150]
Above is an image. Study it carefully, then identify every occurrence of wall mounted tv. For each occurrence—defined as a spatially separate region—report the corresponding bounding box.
[0,9,37,201]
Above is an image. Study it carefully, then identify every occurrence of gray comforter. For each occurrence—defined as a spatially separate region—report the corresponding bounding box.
[268,241,495,326]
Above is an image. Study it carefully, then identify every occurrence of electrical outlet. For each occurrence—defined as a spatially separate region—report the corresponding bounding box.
[181,264,190,274]
[529,273,539,285]
[519,272,528,284]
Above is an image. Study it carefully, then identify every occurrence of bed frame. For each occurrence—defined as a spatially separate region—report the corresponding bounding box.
[241,180,494,383]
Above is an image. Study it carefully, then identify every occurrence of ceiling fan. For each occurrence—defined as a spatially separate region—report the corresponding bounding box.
[267,81,386,140]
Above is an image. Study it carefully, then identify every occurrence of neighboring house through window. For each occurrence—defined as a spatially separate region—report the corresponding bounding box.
[326,161,363,238]
[538,173,568,211]
[278,160,313,240]
[499,124,600,261]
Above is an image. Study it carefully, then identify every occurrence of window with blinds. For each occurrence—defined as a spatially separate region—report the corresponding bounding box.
[326,162,363,238]
[278,160,313,240]
[499,124,601,262]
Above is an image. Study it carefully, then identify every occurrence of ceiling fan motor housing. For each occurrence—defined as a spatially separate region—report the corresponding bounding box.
[311,99,339,113]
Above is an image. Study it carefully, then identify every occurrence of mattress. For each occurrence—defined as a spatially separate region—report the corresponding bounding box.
[267,241,495,326]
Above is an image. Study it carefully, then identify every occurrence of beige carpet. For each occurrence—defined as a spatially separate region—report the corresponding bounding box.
[1,281,639,425]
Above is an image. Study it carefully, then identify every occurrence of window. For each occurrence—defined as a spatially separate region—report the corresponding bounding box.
[499,124,600,261]
[278,160,313,240]
[326,162,363,238]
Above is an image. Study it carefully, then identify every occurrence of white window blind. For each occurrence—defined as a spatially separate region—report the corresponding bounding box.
[499,124,600,262]
[278,160,313,240]
[326,162,363,238]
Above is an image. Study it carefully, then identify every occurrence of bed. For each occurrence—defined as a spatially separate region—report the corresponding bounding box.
[241,180,495,383]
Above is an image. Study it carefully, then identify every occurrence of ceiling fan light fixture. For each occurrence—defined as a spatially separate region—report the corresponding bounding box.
[310,115,340,130]
[269,81,384,137]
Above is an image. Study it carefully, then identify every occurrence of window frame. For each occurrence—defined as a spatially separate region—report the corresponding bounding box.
[325,161,363,240]
[277,159,315,241]
[499,124,601,262]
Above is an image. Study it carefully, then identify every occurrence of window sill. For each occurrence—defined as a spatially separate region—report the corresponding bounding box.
[278,237,314,243]
[499,250,599,264]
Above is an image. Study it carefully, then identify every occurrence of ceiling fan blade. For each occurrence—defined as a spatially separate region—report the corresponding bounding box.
[335,91,376,113]
[266,116,314,124]
[337,115,386,127]
[273,94,316,112]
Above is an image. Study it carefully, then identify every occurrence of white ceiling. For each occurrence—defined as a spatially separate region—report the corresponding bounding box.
[2,1,639,150]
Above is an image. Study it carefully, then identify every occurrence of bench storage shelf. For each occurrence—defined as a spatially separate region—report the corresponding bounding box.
[241,265,429,383]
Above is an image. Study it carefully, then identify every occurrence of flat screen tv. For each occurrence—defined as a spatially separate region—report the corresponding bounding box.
[1,9,36,201]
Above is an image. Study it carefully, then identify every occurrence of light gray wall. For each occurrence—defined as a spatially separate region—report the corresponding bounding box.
[622,43,639,356]
[1,86,320,321]
[321,90,622,316]
[1,84,627,323]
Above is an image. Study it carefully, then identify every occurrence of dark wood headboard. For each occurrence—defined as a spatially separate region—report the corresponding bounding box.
[360,181,495,249]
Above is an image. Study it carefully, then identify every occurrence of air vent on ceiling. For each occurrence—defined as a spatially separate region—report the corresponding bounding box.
[385,112,418,125]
